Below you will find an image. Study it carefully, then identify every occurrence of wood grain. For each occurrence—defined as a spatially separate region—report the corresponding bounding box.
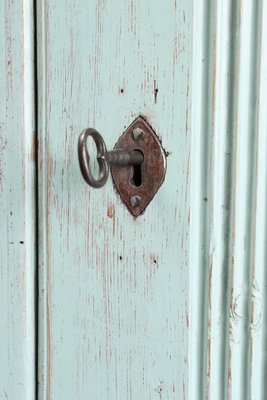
[190,1,267,399]
[0,1,36,399]
[38,0,267,399]
[37,0,192,399]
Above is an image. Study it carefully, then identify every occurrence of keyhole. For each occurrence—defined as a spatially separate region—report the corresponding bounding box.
[130,150,143,187]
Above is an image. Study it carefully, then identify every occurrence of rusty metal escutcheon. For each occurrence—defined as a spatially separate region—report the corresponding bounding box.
[111,116,166,216]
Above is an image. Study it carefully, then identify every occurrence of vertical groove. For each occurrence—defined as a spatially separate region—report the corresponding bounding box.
[222,2,240,399]
[33,0,38,398]
[263,177,267,400]
[23,0,36,398]
[189,0,213,398]
[261,6,267,392]
[37,0,49,398]
[228,0,263,398]
[206,1,237,398]
[245,0,263,396]
[201,1,214,398]
[216,1,238,398]
[204,0,217,397]
[222,2,239,399]
[191,0,267,399]
[249,1,267,399]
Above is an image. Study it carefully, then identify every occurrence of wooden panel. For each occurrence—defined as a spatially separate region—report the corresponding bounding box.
[37,0,192,399]
[0,1,36,399]
[38,0,267,398]
[189,0,267,399]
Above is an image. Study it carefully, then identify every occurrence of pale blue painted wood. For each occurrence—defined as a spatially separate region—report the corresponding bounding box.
[38,0,267,399]
[190,1,267,399]
[38,0,192,398]
[0,1,36,399]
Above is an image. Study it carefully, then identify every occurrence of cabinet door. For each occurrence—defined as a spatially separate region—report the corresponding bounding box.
[37,1,267,399]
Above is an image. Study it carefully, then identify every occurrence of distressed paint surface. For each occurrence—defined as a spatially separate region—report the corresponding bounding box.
[0,0,36,399]
[38,0,267,399]
[38,0,192,399]
[189,0,267,399]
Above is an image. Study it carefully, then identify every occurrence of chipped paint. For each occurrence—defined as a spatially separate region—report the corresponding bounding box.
[38,0,192,398]
[190,1,267,399]
[0,0,36,399]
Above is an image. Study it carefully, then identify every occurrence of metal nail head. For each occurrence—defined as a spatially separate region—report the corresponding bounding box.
[132,128,144,140]
[130,195,141,207]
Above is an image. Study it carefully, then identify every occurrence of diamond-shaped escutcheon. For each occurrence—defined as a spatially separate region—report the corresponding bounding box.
[111,116,167,217]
